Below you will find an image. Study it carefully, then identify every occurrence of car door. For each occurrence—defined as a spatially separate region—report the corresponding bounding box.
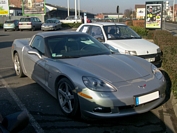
[35,17,42,29]
[22,35,46,85]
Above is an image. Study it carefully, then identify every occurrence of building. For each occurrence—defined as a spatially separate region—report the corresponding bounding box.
[135,5,145,19]
[95,13,123,19]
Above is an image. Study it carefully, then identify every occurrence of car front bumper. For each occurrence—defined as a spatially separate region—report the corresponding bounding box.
[78,77,166,119]
[41,27,55,31]
[138,52,162,68]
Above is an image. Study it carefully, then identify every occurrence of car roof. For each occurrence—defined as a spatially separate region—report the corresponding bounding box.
[81,22,125,26]
[36,31,87,38]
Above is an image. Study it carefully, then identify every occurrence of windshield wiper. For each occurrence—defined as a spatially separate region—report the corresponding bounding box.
[60,56,80,58]
[124,36,141,39]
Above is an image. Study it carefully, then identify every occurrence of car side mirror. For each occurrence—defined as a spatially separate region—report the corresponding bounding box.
[28,49,42,59]
[96,37,104,42]
[103,43,119,54]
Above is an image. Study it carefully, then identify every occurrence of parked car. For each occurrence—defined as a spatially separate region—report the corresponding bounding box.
[19,17,42,31]
[76,22,162,67]
[60,15,82,23]
[11,31,166,120]
[3,19,19,31]
[41,18,62,31]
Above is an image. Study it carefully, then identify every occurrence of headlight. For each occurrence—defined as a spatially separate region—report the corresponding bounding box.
[82,76,116,92]
[151,64,163,80]
[125,50,137,55]
[157,48,161,53]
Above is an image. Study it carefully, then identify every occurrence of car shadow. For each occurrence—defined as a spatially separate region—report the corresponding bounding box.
[0,68,176,133]
[0,41,13,49]
[160,69,172,104]
[0,34,9,37]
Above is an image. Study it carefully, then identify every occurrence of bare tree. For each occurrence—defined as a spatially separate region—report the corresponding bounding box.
[124,9,133,18]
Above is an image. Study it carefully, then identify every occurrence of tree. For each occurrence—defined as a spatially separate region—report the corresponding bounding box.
[124,8,133,18]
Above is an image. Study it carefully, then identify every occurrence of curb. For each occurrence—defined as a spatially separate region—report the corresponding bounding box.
[171,92,177,117]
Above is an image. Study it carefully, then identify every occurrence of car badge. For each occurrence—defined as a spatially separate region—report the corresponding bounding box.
[138,84,146,89]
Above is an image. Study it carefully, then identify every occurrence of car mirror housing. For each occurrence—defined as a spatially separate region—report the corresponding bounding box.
[28,49,42,59]
[96,37,104,42]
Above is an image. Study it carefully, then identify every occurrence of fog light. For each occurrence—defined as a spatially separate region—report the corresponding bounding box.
[93,107,111,113]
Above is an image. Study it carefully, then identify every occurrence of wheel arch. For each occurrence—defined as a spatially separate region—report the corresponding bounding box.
[12,50,18,60]
[54,75,76,98]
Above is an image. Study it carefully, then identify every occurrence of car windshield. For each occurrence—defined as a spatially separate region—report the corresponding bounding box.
[103,25,142,40]
[5,20,14,23]
[45,34,111,59]
[46,19,57,23]
[20,18,31,22]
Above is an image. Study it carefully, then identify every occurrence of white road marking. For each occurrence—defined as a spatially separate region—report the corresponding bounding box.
[0,75,44,133]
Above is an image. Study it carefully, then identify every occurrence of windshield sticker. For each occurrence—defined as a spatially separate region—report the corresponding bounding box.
[52,53,56,57]
[81,40,94,44]
[82,27,88,33]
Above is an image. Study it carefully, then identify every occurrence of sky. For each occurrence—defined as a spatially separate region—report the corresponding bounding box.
[45,0,175,14]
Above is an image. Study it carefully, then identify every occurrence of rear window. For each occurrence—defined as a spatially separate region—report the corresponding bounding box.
[5,20,14,23]
[20,18,31,22]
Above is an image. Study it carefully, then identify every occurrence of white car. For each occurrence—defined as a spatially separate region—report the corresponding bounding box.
[60,15,82,23]
[76,22,162,67]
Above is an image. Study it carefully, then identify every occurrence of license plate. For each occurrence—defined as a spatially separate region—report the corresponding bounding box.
[135,91,159,106]
[146,58,155,62]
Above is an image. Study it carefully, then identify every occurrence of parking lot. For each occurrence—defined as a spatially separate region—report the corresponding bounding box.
[0,29,177,133]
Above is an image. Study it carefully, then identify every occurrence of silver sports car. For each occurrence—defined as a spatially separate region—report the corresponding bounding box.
[41,18,62,31]
[11,31,166,119]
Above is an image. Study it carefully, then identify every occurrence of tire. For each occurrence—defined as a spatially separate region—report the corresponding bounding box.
[15,27,19,31]
[20,29,23,31]
[32,27,36,31]
[4,29,6,32]
[57,78,79,118]
[14,53,25,78]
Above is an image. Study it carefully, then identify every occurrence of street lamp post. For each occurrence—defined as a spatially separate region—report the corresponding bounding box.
[67,0,70,16]
[78,0,80,18]
[173,0,175,21]
[75,0,77,19]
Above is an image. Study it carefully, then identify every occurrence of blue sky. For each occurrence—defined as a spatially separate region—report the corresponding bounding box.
[45,0,174,14]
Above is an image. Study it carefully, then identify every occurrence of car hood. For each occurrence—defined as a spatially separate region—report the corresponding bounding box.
[61,54,150,83]
[106,39,159,55]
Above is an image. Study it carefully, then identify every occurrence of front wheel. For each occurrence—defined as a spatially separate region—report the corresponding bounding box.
[57,78,79,117]
[14,53,25,78]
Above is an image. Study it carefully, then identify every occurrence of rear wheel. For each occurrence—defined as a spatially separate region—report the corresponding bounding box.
[4,29,6,32]
[32,27,36,31]
[57,78,79,117]
[14,53,25,78]
[15,27,19,31]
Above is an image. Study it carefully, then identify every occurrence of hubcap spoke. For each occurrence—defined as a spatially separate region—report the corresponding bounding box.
[58,81,75,113]
[62,99,67,107]
[67,100,73,112]
[58,89,66,98]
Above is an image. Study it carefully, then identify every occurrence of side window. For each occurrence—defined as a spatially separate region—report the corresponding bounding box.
[34,17,38,22]
[79,26,89,33]
[90,26,104,39]
[36,17,41,22]
[31,35,45,54]
[31,18,34,22]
